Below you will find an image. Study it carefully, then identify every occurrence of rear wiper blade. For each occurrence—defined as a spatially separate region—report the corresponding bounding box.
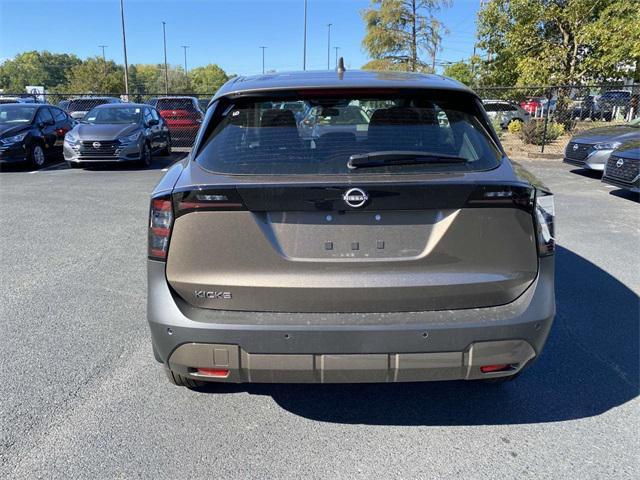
[347,151,468,170]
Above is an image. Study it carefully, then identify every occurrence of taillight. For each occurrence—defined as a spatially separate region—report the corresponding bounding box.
[534,190,555,256]
[173,188,246,218]
[148,196,173,260]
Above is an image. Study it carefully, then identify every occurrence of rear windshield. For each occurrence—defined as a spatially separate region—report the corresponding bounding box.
[155,98,197,111]
[67,99,111,111]
[196,92,502,175]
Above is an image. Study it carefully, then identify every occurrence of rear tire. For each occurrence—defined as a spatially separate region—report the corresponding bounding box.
[161,135,172,156]
[139,142,152,167]
[165,369,206,388]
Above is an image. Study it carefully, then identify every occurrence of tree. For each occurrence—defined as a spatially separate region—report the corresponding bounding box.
[442,57,482,86]
[0,51,81,91]
[62,57,125,93]
[361,0,450,72]
[477,0,640,86]
[361,58,407,71]
[188,64,229,94]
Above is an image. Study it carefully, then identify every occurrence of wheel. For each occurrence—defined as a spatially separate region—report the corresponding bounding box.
[29,144,46,169]
[139,142,152,167]
[165,369,206,388]
[161,135,172,156]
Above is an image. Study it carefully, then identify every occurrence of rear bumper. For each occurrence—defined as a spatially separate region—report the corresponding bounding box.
[147,256,555,383]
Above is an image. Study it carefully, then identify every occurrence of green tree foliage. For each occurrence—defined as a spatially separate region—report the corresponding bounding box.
[63,57,126,93]
[477,0,640,86]
[0,51,81,91]
[442,56,483,86]
[361,0,450,72]
[188,64,229,94]
[361,58,408,71]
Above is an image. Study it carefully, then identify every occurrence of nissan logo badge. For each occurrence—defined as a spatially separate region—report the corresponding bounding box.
[93,142,101,148]
[343,188,369,208]
[616,158,624,168]
[572,144,579,151]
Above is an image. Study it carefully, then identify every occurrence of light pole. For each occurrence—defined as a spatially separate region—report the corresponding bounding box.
[260,46,267,74]
[181,45,190,76]
[162,21,169,95]
[119,0,129,97]
[99,45,107,77]
[327,23,332,70]
[303,0,307,70]
[334,46,339,69]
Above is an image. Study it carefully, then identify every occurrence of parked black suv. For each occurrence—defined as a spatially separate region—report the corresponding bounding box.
[147,69,556,387]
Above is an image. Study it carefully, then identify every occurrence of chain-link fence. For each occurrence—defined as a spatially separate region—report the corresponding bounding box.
[0,92,213,149]
[1,84,638,156]
[475,84,640,157]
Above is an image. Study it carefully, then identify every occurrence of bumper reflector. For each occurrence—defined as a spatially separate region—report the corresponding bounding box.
[196,368,230,378]
[480,364,513,374]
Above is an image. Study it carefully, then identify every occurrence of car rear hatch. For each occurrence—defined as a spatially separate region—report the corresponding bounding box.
[160,89,540,313]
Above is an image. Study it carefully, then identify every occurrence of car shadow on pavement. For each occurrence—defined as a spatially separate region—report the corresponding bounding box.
[198,246,639,426]
[569,168,603,179]
[609,189,639,203]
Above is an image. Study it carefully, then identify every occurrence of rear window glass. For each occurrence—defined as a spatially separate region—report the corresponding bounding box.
[67,99,111,111]
[155,98,197,111]
[196,92,502,175]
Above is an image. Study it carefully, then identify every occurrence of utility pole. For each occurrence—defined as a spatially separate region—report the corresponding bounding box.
[303,0,307,70]
[99,45,107,77]
[327,23,332,70]
[334,46,340,69]
[119,0,129,97]
[162,21,169,95]
[260,46,267,74]
[181,45,190,76]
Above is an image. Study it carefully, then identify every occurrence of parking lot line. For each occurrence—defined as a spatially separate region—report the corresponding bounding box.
[30,161,67,173]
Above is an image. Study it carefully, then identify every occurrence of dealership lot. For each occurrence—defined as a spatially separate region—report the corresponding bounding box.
[0,157,638,478]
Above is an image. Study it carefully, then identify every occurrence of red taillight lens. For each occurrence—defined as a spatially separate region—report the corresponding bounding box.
[148,196,173,260]
[480,364,513,373]
[196,368,229,378]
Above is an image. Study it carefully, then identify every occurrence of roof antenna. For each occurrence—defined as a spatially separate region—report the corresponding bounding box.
[336,57,346,79]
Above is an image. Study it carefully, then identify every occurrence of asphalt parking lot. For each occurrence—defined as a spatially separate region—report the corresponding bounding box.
[0,155,638,479]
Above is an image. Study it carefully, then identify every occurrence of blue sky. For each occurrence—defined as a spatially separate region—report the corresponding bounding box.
[0,0,480,75]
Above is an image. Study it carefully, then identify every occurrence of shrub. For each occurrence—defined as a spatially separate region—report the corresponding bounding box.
[507,119,523,134]
[520,120,564,145]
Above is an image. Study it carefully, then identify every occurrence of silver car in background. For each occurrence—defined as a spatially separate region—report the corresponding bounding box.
[482,100,531,128]
[564,117,640,172]
[64,103,171,167]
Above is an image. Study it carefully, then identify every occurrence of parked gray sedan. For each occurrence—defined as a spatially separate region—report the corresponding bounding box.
[64,104,171,167]
[564,117,640,172]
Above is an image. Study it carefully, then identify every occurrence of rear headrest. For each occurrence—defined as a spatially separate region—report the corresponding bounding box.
[369,107,420,126]
[261,109,297,128]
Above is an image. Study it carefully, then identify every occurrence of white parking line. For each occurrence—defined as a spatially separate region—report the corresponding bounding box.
[29,161,67,173]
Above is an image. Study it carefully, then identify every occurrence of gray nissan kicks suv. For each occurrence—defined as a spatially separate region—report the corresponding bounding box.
[148,70,555,387]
